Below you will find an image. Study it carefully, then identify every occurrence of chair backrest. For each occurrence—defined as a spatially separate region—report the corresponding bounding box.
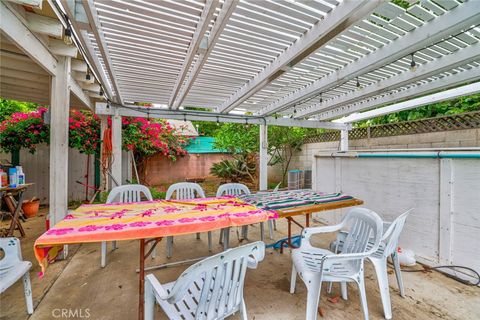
[216,183,250,197]
[0,238,22,271]
[341,208,383,257]
[167,241,265,319]
[381,208,413,257]
[166,182,205,200]
[106,184,153,204]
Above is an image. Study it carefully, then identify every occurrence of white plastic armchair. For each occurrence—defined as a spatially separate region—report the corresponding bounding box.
[165,182,209,258]
[216,184,251,250]
[145,241,265,320]
[330,209,413,319]
[0,237,33,315]
[290,208,383,320]
[101,184,153,267]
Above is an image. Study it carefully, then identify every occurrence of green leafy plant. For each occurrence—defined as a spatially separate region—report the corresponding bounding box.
[210,157,256,182]
[0,99,37,122]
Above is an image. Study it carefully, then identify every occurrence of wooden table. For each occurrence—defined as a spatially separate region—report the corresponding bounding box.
[1,183,33,237]
[275,198,364,252]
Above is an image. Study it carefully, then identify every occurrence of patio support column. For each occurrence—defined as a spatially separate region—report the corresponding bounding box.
[340,129,349,152]
[111,112,122,187]
[49,56,71,226]
[259,123,268,191]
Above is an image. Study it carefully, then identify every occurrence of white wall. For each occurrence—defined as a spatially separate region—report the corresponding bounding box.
[313,152,480,281]
[0,144,95,203]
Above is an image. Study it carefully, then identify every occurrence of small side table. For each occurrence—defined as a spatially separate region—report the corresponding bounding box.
[1,183,34,237]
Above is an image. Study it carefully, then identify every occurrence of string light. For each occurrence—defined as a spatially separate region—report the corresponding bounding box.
[99,89,104,96]
[410,52,416,69]
[319,93,323,103]
[63,18,73,45]
[216,116,220,125]
[86,68,91,81]
[184,114,187,122]
[356,77,360,88]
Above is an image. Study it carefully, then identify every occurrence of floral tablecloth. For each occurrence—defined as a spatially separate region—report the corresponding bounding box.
[34,196,276,275]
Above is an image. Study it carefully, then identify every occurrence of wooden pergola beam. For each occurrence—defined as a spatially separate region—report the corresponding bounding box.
[168,0,219,107]
[0,1,57,75]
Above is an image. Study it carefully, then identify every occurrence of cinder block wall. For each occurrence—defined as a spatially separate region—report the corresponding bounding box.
[268,128,480,182]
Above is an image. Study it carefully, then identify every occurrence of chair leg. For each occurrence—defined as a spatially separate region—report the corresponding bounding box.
[241,225,248,240]
[208,231,212,252]
[341,281,348,300]
[371,257,392,320]
[268,220,274,240]
[219,228,224,244]
[290,264,297,294]
[392,252,405,297]
[112,240,117,250]
[151,241,156,259]
[196,232,201,240]
[144,278,155,320]
[101,241,107,268]
[22,272,33,315]
[240,300,248,320]
[273,219,277,231]
[223,228,230,251]
[305,276,322,320]
[166,236,173,258]
[357,275,369,320]
[260,222,265,242]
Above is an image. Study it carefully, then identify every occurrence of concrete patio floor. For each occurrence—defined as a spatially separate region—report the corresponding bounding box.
[1,208,479,320]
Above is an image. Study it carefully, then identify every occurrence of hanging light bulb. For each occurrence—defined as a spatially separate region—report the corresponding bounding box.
[275,114,278,120]
[319,93,323,103]
[99,89,104,96]
[410,53,417,70]
[356,77,360,88]
[86,68,91,81]
[216,116,220,125]
[64,24,73,45]
[184,114,187,122]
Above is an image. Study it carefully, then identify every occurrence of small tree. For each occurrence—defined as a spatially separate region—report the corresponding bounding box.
[212,123,259,183]
[268,126,314,185]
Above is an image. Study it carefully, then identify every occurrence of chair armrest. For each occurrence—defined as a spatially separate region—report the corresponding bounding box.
[247,256,259,269]
[145,274,169,301]
[303,224,343,238]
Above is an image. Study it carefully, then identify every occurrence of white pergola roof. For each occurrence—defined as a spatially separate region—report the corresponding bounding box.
[66,0,479,122]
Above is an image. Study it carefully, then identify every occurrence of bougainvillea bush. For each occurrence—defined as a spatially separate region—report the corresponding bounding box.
[0,107,49,153]
[122,117,188,161]
[69,110,101,155]
[0,106,188,161]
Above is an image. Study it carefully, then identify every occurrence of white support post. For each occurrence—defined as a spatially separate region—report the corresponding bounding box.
[111,113,122,188]
[49,56,71,226]
[439,158,454,265]
[340,130,349,152]
[259,124,268,191]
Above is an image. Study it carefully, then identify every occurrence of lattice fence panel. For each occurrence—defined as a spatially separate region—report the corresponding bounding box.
[304,111,480,143]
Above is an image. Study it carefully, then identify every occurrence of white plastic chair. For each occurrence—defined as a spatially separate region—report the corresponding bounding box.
[0,237,33,315]
[216,183,250,250]
[217,183,275,242]
[290,208,383,320]
[145,241,265,320]
[330,209,413,319]
[101,184,153,267]
[165,182,210,258]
